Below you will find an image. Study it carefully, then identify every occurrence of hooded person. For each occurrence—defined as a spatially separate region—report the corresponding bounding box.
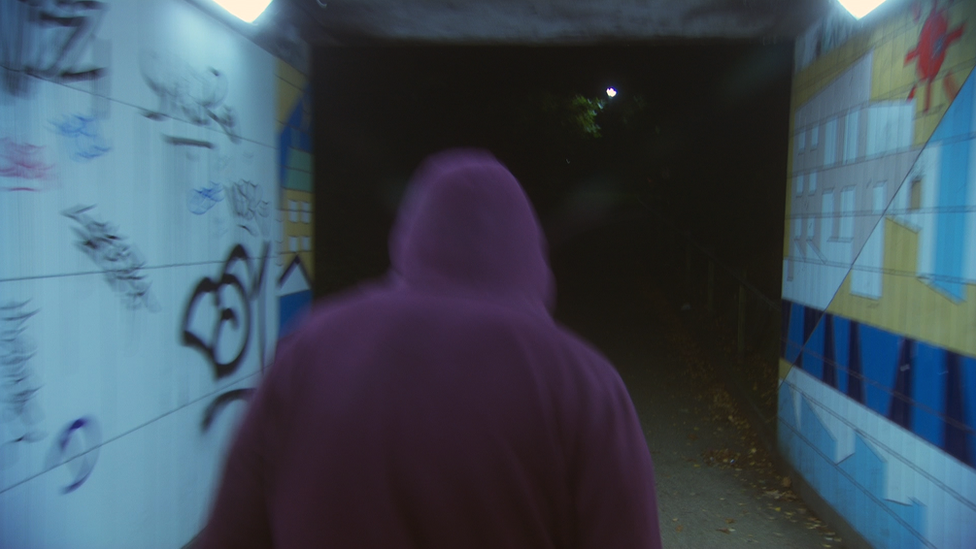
[197,149,662,549]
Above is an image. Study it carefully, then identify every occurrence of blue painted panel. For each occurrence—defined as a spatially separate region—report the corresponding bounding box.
[781,300,791,358]
[782,388,925,548]
[279,290,312,339]
[833,316,851,395]
[787,301,805,364]
[803,319,825,380]
[957,355,976,467]
[800,396,837,488]
[930,69,975,143]
[838,434,925,549]
[912,342,945,448]
[930,70,973,300]
[932,141,969,300]
[278,126,293,188]
[861,325,901,416]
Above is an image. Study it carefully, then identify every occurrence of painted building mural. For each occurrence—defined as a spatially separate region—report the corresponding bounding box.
[276,61,313,339]
[782,0,976,547]
[0,0,311,546]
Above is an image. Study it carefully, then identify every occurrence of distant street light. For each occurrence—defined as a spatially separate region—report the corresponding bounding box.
[606,87,617,98]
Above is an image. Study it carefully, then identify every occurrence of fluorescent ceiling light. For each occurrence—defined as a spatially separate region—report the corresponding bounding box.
[211,0,273,23]
[836,0,887,19]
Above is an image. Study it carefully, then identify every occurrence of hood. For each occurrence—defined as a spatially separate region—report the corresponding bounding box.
[389,149,555,311]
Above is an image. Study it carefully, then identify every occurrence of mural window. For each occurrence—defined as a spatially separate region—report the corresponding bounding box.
[796,130,806,153]
[302,236,311,251]
[290,236,299,252]
[289,200,298,222]
[301,202,311,223]
[844,110,859,164]
[795,174,804,197]
[824,118,838,166]
[910,177,922,211]
[872,181,886,214]
[809,172,817,195]
[807,217,816,244]
[793,217,802,244]
[822,190,835,240]
[839,187,855,240]
[809,126,818,149]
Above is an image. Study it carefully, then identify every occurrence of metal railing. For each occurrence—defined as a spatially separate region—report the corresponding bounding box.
[638,195,782,427]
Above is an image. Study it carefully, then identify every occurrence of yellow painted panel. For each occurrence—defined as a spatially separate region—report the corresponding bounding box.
[298,251,314,280]
[793,32,877,107]
[871,26,919,101]
[276,59,307,89]
[277,82,302,128]
[779,358,793,381]
[281,189,314,279]
[826,219,976,356]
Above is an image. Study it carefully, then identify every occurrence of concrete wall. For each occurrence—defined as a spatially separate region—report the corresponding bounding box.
[781,0,976,547]
[0,1,311,546]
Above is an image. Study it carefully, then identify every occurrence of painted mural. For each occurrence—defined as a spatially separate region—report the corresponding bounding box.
[0,0,310,546]
[782,1,976,547]
[276,60,314,339]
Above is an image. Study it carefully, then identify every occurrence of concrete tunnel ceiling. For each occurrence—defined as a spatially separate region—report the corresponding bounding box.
[277,0,836,44]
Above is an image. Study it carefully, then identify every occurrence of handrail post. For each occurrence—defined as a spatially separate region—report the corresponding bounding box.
[738,268,747,361]
[707,260,714,315]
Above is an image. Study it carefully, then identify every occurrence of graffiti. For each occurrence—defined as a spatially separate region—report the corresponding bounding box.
[164,135,214,150]
[226,180,271,237]
[140,50,240,143]
[63,205,160,311]
[182,242,269,431]
[189,181,225,215]
[182,242,268,379]
[201,388,255,431]
[45,416,100,494]
[0,138,54,187]
[0,301,45,469]
[905,0,965,112]
[0,0,108,97]
[49,112,110,161]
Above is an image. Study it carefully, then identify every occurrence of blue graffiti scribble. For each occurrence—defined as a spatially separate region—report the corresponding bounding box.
[46,416,101,494]
[49,114,110,162]
[188,181,225,214]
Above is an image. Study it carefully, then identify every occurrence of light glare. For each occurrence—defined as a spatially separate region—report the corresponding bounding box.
[606,87,617,98]
[837,0,887,19]
[211,0,273,23]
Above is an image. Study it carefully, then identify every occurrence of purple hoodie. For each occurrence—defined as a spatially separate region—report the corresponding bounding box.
[198,150,662,549]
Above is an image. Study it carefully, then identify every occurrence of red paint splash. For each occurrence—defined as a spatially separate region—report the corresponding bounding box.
[905,0,965,112]
[0,138,54,189]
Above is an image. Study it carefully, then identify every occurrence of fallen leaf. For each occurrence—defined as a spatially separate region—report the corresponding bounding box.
[676,525,684,532]
[725,518,735,524]
[717,528,731,534]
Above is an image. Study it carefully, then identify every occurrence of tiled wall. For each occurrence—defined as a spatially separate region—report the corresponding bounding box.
[781,1,976,547]
[0,1,308,546]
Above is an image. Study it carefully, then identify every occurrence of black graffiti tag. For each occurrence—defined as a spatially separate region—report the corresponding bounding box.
[0,0,108,96]
[140,50,240,143]
[63,205,159,311]
[181,243,268,380]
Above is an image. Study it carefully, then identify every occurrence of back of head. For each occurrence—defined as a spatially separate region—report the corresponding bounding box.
[389,149,555,311]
